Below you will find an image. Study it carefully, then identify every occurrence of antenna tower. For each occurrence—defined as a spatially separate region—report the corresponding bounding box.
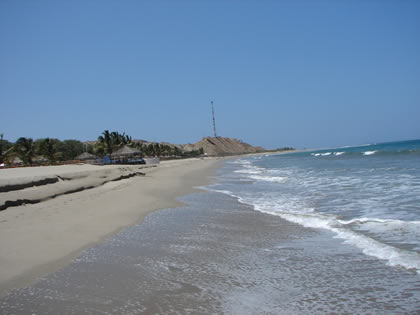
[211,101,217,138]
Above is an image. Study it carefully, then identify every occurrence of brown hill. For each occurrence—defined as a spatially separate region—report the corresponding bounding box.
[181,137,264,156]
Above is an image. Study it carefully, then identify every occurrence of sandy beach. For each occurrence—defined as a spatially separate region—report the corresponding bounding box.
[0,158,220,297]
[1,151,419,313]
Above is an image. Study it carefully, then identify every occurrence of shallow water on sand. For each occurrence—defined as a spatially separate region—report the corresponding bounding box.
[1,190,419,313]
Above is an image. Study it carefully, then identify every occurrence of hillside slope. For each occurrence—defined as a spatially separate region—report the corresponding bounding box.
[181,137,264,156]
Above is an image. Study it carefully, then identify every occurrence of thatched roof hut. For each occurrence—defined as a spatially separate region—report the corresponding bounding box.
[111,145,141,158]
[75,152,96,160]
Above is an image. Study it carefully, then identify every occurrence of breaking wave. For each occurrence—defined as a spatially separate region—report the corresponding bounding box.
[207,147,420,273]
[363,150,377,156]
[204,185,420,273]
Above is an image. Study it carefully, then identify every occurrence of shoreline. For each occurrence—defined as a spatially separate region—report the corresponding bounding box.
[0,158,222,297]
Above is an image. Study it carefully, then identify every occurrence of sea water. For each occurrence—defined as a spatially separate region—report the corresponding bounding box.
[1,140,420,313]
[208,139,420,273]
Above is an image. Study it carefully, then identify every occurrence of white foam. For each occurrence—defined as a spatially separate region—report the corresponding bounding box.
[334,152,345,156]
[204,187,420,273]
[233,162,266,175]
[332,228,420,272]
[248,175,287,183]
[228,159,251,165]
[202,186,240,200]
[234,169,263,175]
[338,217,420,225]
[363,150,378,155]
[321,152,332,156]
[257,209,420,272]
[339,218,420,245]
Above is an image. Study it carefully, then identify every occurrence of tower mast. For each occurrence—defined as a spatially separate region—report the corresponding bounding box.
[211,101,217,138]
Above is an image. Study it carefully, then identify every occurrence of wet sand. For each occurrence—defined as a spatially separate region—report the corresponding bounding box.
[0,158,220,297]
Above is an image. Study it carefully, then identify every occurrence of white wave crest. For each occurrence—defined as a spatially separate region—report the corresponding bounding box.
[312,152,344,157]
[363,150,378,155]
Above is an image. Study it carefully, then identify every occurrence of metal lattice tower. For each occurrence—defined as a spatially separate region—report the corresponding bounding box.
[211,101,217,138]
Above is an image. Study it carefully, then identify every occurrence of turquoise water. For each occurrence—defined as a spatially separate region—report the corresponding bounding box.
[208,139,420,272]
[308,139,420,156]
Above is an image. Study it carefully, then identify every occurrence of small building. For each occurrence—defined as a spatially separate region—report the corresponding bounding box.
[111,145,144,164]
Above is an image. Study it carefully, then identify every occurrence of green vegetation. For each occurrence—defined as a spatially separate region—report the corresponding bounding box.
[182,148,204,157]
[263,147,295,153]
[35,138,61,164]
[94,130,132,156]
[134,143,182,158]
[0,136,93,166]
[14,137,35,165]
[0,133,13,164]
[0,130,204,166]
[59,140,88,161]
[94,130,203,159]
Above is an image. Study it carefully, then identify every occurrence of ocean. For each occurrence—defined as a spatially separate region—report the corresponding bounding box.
[1,139,419,313]
[209,139,420,273]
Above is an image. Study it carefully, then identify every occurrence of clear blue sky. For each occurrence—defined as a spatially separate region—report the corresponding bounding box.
[1,0,419,149]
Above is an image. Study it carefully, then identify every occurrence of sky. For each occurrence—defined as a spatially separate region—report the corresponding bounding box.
[1,0,419,149]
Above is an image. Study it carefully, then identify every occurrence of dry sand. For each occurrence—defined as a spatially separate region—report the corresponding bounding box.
[0,158,221,297]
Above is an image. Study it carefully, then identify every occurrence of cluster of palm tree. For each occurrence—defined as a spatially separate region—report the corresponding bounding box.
[13,137,36,165]
[0,136,92,166]
[0,134,14,164]
[94,130,132,156]
[0,130,205,166]
[94,130,204,158]
[134,143,203,158]
[135,143,180,157]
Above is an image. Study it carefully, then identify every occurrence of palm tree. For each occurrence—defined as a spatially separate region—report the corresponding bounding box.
[125,134,132,145]
[38,138,61,164]
[110,131,120,147]
[97,130,113,155]
[14,137,35,165]
[95,130,135,156]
